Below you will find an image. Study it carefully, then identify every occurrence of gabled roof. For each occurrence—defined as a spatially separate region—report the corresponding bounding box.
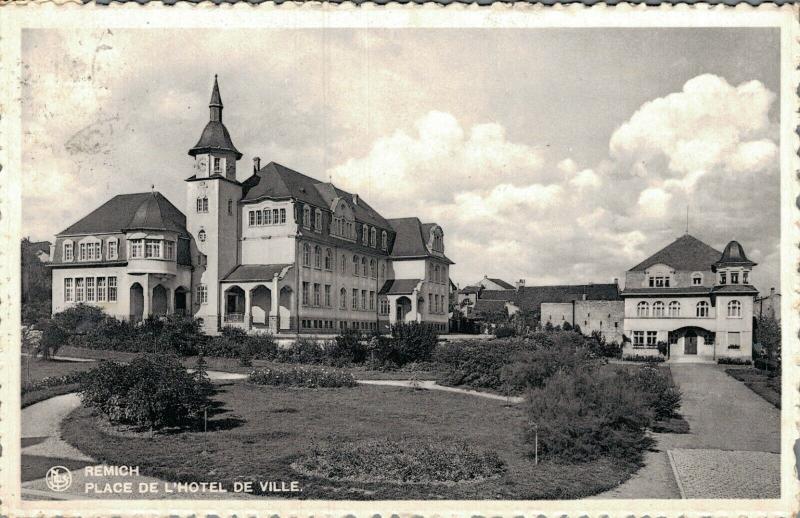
[473,299,509,314]
[480,283,621,314]
[379,279,421,295]
[629,234,723,272]
[388,217,453,264]
[222,264,293,282]
[459,285,482,294]
[57,192,189,237]
[485,278,515,289]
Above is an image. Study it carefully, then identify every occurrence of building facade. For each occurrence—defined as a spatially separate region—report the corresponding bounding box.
[50,77,453,335]
[621,234,757,361]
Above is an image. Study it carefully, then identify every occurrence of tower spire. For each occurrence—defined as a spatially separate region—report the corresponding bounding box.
[209,74,223,123]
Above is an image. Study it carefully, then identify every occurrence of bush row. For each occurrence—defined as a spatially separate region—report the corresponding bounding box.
[21,371,89,394]
[717,357,752,365]
[248,366,357,388]
[621,354,666,363]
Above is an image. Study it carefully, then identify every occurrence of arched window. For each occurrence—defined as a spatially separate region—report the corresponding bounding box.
[727,300,742,318]
[652,301,665,317]
[340,288,347,310]
[314,209,322,232]
[314,246,322,268]
[361,256,367,277]
[691,272,703,286]
[636,301,649,317]
[362,224,369,245]
[668,301,681,317]
[370,227,376,247]
[325,248,333,270]
[303,206,311,228]
[198,229,207,242]
[381,230,388,251]
[370,259,376,278]
[352,255,359,276]
[696,301,709,317]
[303,243,311,266]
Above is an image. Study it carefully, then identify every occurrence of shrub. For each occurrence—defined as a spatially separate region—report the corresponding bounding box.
[275,338,331,364]
[436,339,530,393]
[718,357,752,365]
[629,365,681,420]
[35,319,68,359]
[332,329,368,363]
[53,304,107,334]
[502,340,597,393]
[389,323,438,365]
[621,354,665,363]
[494,326,516,338]
[295,438,505,483]
[202,330,277,360]
[523,369,654,462]
[151,315,205,356]
[248,366,356,388]
[21,370,89,394]
[79,354,213,430]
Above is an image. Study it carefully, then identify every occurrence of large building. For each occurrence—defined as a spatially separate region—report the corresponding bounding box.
[621,234,757,361]
[49,77,453,335]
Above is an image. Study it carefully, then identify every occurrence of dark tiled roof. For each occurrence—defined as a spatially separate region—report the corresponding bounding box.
[459,285,482,294]
[388,217,453,264]
[28,241,51,255]
[379,279,421,295]
[711,284,759,295]
[486,278,515,289]
[188,121,242,159]
[473,299,508,314]
[58,192,189,238]
[715,240,757,268]
[222,264,293,282]
[630,234,722,272]
[480,283,620,314]
[621,286,712,296]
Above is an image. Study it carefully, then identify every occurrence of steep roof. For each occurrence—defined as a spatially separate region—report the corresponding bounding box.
[379,279,422,295]
[222,264,292,282]
[388,217,453,264]
[480,283,621,314]
[715,240,757,268]
[485,277,515,289]
[57,192,189,237]
[473,299,509,314]
[629,234,723,272]
[188,76,242,159]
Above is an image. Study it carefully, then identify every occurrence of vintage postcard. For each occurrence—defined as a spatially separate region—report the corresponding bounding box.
[0,3,798,517]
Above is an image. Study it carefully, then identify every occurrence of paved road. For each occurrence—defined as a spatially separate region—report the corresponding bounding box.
[596,364,780,499]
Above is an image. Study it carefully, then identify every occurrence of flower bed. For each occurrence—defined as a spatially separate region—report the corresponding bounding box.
[249,366,357,388]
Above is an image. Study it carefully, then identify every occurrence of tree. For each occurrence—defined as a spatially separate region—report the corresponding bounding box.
[755,314,781,373]
[21,238,52,324]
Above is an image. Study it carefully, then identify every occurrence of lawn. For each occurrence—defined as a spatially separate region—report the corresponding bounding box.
[20,356,97,408]
[62,381,643,499]
[725,367,781,408]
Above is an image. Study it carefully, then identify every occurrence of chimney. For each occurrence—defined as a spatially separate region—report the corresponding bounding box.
[253,156,261,173]
[352,194,359,206]
[516,279,525,290]
[613,277,619,285]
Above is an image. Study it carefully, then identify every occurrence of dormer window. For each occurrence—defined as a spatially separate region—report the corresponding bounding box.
[691,272,703,285]
[381,231,388,251]
[107,239,118,260]
[63,241,74,262]
[362,224,368,246]
[303,206,311,229]
[370,227,376,248]
[731,272,739,284]
[743,271,749,284]
[314,209,322,233]
[648,275,670,288]
[720,272,727,285]
[213,157,222,174]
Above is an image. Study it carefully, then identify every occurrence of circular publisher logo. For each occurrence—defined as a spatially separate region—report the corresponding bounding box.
[46,466,72,492]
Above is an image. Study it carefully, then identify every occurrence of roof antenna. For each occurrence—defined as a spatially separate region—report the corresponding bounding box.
[151,184,155,193]
[684,205,689,235]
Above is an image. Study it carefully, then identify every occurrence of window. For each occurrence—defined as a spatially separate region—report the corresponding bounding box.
[636,301,649,317]
[256,210,263,226]
[227,199,233,215]
[145,239,161,258]
[728,332,741,349]
[313,284,321,306]
[64,278,73,302]
[273,209,279,225]
[369,291,375,310]
[92,242,101,261]
[361,290,367,310]
[340,288,347,310]
[720,271,727,284]
[353,255,359,276]
[197,284,208,304]
[380,263,386,279]
[79,243,87,261]
[303,206,311,228]
[696,301,709,317]
[435,265,441,283]
[165,241,175,260]
[213,157,222,174]
[63,242,74,261]
[370,259,376,278]
[341,254,346,274]
[75,278,85,302]
[646,331,657,346]
[381,231,388,251]
[280,208,286,224]
[370,227,376,247]
[727,300,742,318]
[107,239,118,260]
[361,224,368,246]
[325,249,333,270]
[743,271,749,284]
[302,282,310,305]
[648,275,670,288]
[130,239,144,258]
[314,246,322,268]
[108,277,117,302]
[197,196,208,213]
[632,331,644,347]
[380,298,390,315]
[314,209,322,233]
[198,230,206,243]
[97,277,106,302]
[264,209,272,225]
[352,288,358,310]
[303,244,311,267]
[731,272,739,284]
[668,301,681,317]
[652,301,665,317]
[249,211,256,226]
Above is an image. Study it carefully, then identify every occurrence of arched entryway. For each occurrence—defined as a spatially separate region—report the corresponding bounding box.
[668,326,715,357]
[250,285,272,326]
[279,286,293,330]
[174,286,188,316]
[130,283,144,322]
[224,286,246,324]
[152,284,168,316]
[396,296,412,323]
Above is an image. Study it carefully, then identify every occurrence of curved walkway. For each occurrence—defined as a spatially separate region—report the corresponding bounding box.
[356,379,524,403]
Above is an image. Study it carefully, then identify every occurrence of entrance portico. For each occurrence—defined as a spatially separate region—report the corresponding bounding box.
[219,264,294,333]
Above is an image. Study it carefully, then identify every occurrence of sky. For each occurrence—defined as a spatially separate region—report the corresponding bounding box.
[21,28,781,293]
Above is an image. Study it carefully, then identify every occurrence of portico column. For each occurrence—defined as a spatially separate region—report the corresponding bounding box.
[142,276,151,318]
[244,287,252,330]
[389,297,398,325]
[166,287,173,315]
[269,274,279,332]
[411,292,419,323]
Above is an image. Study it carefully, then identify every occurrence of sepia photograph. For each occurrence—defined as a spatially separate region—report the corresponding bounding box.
[2,6,796,514]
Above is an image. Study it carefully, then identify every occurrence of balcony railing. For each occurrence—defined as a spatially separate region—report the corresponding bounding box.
[224,312,245,323]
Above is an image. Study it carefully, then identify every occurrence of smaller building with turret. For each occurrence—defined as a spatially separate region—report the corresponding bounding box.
[621,234,758,362]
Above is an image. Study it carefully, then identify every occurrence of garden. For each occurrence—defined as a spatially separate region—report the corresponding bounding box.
[25,304,690,498]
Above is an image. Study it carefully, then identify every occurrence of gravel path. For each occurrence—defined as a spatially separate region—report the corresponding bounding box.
[356,379,524,403]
